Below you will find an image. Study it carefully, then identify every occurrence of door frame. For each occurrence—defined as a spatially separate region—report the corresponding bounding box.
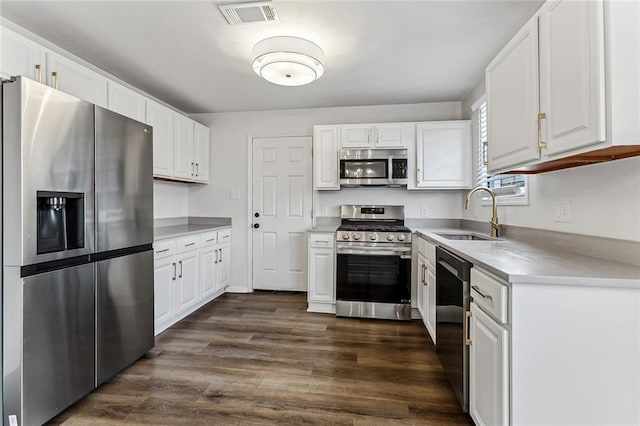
[245,134,314,292]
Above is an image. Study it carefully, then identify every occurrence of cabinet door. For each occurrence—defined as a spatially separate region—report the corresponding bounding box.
[307,247,335,303]
[416,121,472,189]
[193,122,210,183]
[426,266,437,344]
[340,125,371,148]
[46,51,107,107]
[153,256,175,335]
[200,246,217,299]
[217,241,231,289]
[174,114,194,180]
[374,124,407,148]
[0,27,45,81]
[470,302,509,426]
[539,0,605,156]
[146,100,175,178]
[416,253,426,319]
[313,126,340,190]
[175,250,199,316]
[486,17,540,171]
[107,81,146,122]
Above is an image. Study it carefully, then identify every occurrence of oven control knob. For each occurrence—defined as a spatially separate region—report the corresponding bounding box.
[386,234,395,241]
[397,234,406,241]
[352,232,362,241]
[342,233,350,240]
[369,233,378,241]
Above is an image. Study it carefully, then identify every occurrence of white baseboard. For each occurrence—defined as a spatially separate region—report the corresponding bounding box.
[307,302,336,314]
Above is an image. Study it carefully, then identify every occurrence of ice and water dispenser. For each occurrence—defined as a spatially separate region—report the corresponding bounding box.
[36,191,85,254]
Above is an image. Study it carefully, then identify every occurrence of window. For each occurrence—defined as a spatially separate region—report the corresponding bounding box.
[473,97,528,205]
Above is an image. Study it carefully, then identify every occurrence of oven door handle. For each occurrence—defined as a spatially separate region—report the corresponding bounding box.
[337,247,412,257]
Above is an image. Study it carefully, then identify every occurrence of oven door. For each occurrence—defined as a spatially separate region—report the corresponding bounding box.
[336,246,411,304]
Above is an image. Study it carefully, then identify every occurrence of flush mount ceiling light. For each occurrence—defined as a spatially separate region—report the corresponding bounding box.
[252,36,325,86]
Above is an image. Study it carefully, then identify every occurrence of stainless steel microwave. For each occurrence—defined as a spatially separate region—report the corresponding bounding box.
[339,149,408,187]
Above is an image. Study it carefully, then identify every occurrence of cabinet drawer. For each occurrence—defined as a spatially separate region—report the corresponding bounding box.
[154,240,176,259]
[417,237,437,268]
[309,233,335,248]
[470,267,509,324]
[217,229,231,244]
[200,232,218,247]
[176,235,200,253]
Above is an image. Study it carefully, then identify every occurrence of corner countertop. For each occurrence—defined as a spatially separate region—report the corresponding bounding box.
[307,226,338,233]
[414,228,640,289]
[154,217,232,240]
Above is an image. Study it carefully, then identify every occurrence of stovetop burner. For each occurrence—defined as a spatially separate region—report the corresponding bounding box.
[337,224,411,233]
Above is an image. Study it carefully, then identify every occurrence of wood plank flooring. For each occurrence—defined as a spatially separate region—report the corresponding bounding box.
[50,292,471,425]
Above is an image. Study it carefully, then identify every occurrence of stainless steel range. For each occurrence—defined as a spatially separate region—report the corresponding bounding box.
[335,205,412,320]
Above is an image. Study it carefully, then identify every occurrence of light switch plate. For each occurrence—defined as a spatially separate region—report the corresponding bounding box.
[554,200,570,222]
[229,188,240,199]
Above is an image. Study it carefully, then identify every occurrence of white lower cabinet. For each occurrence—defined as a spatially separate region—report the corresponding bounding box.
[307,233,336,313]
[153,228,231,335]
[416,236,436,343]
[470,302,509,426]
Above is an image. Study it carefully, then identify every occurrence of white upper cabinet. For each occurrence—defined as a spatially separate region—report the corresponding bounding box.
[173,113,194,180]
[146,100,175,178]
[373,123,409,148]
[107,81,146,122]
[193,122,210,183]
[486,16,540,172]
[486,0,640,173]
[313,126,340,190]
[538,0,605,156]
[45,51,107,107]
[415,121,472,189]
[340,124,409,149]
[0,27,45,81]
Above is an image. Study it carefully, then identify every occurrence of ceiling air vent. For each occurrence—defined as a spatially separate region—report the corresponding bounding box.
[219,1,279,26]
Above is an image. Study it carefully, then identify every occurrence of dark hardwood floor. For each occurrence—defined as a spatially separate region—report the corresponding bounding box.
[50,292,471,425]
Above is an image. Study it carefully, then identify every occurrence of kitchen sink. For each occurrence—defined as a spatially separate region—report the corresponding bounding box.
[435,233,495,241]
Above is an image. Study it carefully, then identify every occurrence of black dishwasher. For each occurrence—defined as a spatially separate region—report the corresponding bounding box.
[435,246,472,412]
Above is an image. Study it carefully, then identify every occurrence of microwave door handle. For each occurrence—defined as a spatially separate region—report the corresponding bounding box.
[388,156,393,183]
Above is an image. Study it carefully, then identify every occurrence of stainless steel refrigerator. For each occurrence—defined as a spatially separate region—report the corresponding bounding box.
[2,76,154,426]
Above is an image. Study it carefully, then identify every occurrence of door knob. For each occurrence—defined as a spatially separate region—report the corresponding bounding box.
[254,212,260,218]
[253,223,260,229]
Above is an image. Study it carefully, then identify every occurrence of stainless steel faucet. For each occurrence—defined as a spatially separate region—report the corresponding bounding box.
[465,186,502,238]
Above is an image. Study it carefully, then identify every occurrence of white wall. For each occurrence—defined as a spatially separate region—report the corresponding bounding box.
[189,101,462,292]
[154,181,189,218]
[462,77,640,242]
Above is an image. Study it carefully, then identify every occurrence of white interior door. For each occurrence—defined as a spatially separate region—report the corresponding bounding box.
[252,136,312,291]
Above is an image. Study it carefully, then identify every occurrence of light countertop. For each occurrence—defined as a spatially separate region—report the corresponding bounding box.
[307,226,338,233]
[154,217,231,240]
[414,228,640,289]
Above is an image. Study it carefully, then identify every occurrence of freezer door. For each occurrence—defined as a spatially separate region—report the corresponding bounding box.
[96,250,154,385]
[95,107,153,252]
[22,263,95,426]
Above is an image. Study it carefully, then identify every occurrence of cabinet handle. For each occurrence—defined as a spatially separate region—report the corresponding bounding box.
[185,242,196,247]
[190,162,194,176]
[156,248,170,254]
[214,249,218,264]
[472,285,493,301]
[172,262,176,281]
[51,71,58,89]
[464,310,472,346]
[422,265,427,286]
[35,64,42,83]
[220,248,223,263]
[178,260,183,278]
[482,141,489,166]
[537,112,547,148]
[206,238,216,243]
[196,163,199,176]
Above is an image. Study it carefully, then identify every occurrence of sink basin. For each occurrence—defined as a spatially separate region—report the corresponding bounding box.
[435,233,495,241]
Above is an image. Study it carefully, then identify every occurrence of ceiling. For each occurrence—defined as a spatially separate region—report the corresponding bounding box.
[0,1,543,114]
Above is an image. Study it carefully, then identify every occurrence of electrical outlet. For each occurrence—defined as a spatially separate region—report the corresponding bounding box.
[421,207,429,217]
[554,200,570,223]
